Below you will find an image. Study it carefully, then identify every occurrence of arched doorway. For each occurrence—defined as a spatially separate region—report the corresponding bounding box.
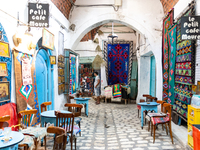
[35,38,54,111]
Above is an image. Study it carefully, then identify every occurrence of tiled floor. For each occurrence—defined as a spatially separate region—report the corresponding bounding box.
[38,99,185,150]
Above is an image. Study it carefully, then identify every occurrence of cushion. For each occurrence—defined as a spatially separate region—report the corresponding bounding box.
[151,115,169,125]
[74,117,82,124]
[146,113,166,121]
[21,127,47,140]
[64,125,81,135]
[137,105,141,110]
[19,135,34,149]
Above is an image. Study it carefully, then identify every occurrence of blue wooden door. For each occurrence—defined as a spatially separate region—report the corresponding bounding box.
[150,55,156,97]
[36,53,47,111]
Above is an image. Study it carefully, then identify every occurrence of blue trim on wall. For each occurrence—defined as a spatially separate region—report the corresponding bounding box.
[36,38,54,110]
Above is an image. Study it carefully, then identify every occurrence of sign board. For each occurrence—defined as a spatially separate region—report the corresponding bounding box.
[181,16,200,40]
[28,3,49,27]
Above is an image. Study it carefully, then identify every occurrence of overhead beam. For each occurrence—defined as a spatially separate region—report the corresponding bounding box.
[102,25,127,28]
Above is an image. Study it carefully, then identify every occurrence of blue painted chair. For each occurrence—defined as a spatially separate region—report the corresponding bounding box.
[64,103,83,136]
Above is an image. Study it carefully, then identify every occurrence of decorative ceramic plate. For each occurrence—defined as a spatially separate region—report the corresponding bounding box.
[1,137,12,142]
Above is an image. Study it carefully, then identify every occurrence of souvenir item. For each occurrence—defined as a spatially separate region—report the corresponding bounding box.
[0,41,10,58]
[0,62,8,76]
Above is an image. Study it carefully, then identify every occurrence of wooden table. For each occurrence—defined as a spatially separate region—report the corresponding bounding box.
[0,131,24,150]
[74,98,90,117]
[137,102,160,129]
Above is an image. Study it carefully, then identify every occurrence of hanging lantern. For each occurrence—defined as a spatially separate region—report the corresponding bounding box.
[107,22,118,45]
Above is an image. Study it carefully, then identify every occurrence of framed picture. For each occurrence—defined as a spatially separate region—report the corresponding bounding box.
[58,84,62,95]
[0,82,10,101]
[58,62,64,68]
[50,56,56,65]
[192,85,197,94]
[197,81,200,95]
[0,41,10,58]
[61,76,65,83]
[58,69,64,76]
[58,31,64,55]
[42,28,54,50]
[58,55,64,62]
[58,76,62,84]
[0,62,8,76]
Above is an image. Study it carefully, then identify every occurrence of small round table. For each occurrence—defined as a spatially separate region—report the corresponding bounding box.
[137,102,160,129]
[41,110,71,127]
[74,98,90,117]
[0,131,24,150]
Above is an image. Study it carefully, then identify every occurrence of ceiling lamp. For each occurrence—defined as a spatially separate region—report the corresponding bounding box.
[107,22,118,45]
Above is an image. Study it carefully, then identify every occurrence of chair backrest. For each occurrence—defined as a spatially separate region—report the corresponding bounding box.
[18,109,37,127]
[41,102,52,113]
[64,103,83,117]
[157,100,166,112]
[143,94,151,101]
[163,103,172,121]
[55,111,74,135]
[0,115,10,129]
[148,96,157,102]
[47,126,67,150]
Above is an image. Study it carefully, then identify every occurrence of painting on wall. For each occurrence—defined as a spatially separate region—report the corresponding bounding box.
[42,28,54,50]
[0,62,8,76]
[192,85,197,94]
[197,81,200,95]
[58,69,64,76]
[0,82,10,102]
[50,56,56,65]
[0,41,10,58]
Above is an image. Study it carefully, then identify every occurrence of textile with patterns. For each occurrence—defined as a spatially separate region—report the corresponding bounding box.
[105,86,113,98]
[162,9,174,101]
[113,84,121,98]
[151,114,170,125]
[168,24,177,104]
[173,6,195,119]
[13,50,40,126]
[103,41,134,85]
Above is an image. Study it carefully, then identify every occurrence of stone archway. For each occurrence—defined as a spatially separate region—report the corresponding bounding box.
[69,10,163,102]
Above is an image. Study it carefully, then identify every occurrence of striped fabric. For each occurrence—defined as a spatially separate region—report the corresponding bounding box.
[151,114,169,125]
[105,87,113,98]
[113,84,121,98]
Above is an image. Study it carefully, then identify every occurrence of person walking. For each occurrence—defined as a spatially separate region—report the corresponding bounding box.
[94,72,100,105]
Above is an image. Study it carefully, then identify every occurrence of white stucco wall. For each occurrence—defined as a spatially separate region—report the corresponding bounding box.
[69,0,164,102]
[0,0,71,110]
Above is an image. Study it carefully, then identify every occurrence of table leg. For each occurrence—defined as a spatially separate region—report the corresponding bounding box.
[86,102,88,117]
[141,107,144,129]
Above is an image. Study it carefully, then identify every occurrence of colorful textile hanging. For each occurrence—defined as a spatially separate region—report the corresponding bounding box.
[70,55,76,95]
[162,9,174,101]
[113,84,121,98]
[13,50,40,126]
[173,40,195,118]
[107,44,129,85]
[104,41,133,85]
[173,6,195,119]
[168,24,177,104]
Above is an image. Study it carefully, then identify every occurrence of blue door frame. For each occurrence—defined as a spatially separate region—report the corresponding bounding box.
[35,48,54,111]
[150,55,156,97]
